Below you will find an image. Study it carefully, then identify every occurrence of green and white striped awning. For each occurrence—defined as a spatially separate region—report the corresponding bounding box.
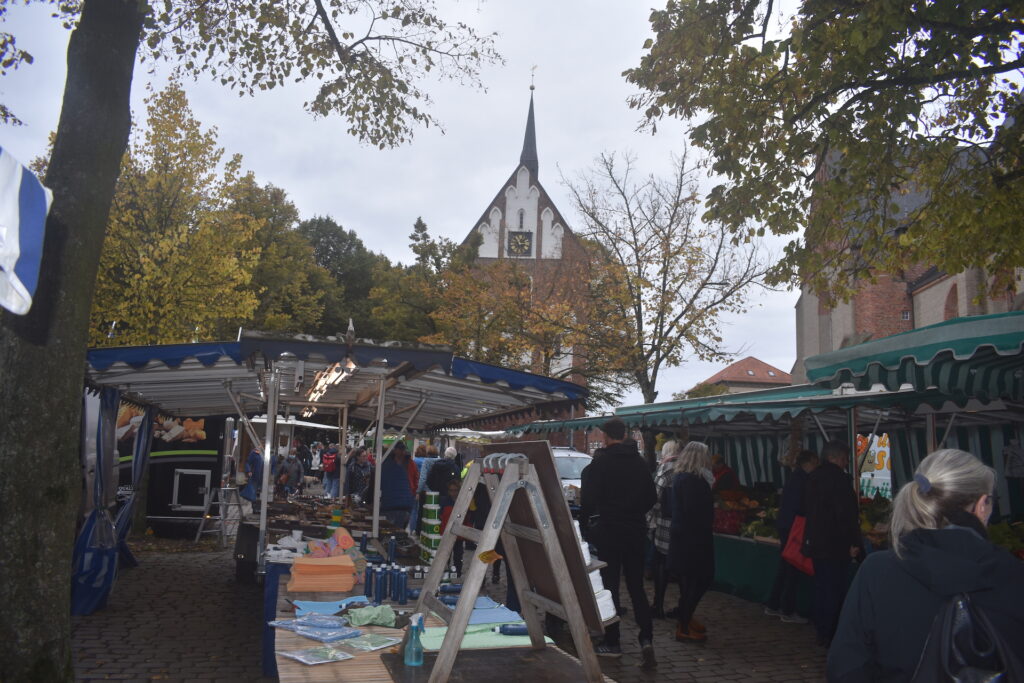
[506,415,610,435]
[805,311,1024,402]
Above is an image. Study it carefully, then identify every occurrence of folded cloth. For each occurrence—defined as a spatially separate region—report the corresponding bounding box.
[293,596,369,616]
[474,596,499,609]
[420,623,552,651]
[467,606,523,625]
[346,604,396,628]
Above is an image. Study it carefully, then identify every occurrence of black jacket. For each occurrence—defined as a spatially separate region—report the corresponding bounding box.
[776,467,810,536]
[667,471,715,578]
[803,461,860,560]
[827,521,1024,682]
[579,441,656,532]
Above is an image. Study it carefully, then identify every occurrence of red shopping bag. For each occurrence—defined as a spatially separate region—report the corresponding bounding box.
[782,515,814,575]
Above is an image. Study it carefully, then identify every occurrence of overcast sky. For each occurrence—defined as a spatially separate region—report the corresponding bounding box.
[2,1,800,408]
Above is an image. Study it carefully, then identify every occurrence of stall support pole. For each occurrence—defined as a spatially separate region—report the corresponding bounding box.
[848,408,859,498]
[369,393,428,539]
[224,383,262,451]
[372,377,386,539]
[925,414,937,453]
[938,413,958,449]
[257,369,280,575]
[338,404,349,498]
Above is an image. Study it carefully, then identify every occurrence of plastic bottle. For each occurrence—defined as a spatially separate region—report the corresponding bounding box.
[387,535,397,563]
[374,567,385,605]
[364,564,375,601]
[360,531,368,552]
[492,624,529,636]
[438,583,462,594]
[391,565,401,601]
[404,614,424,666]
[398,569,408,605]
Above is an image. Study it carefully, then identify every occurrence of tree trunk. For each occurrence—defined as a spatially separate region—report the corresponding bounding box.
[0,2,143,679]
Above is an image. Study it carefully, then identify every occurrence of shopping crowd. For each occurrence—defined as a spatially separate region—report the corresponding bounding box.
[241,421,1024,680]
[577,417,1024,679]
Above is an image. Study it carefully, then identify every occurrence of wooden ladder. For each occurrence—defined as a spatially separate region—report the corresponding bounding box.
[194,486,245,547]
[412,455,604,683]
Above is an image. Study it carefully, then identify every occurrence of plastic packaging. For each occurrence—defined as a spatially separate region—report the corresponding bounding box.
[277,646,354,665]
[292,625,362,643]
[341,633,401,652]
[492,624,530,636]
[404,614,424,666]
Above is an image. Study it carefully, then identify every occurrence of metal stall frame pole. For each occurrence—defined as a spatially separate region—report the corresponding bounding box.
[370,392,429,539]
[925,413,937,453]
[848,408,859,497]
[938,413,958,449]
[338,404,349,499]
[224,383,263,456]
[257,368,280,575]
[372,376,387,539]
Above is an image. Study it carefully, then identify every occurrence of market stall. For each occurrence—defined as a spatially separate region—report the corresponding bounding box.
[508,312,1024,599]
[81,330,588,624]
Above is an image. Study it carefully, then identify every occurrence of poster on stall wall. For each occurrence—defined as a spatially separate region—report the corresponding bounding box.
[856,433,893,499]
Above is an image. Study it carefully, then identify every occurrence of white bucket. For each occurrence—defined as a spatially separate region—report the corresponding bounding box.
[594,589,616,622]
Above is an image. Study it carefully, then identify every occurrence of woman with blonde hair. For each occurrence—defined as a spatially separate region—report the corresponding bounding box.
[668,441,715,642]
[648,439,682,618]
[828,449,1024,681]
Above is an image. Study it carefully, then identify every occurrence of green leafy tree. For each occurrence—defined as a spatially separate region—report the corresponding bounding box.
[223,175,328,335]
[91,82,261,346]
[369,217,473,342]
[426,249,634,408]
[625,0,1024,301]
[298,215,389,338]
[0,2,498,677]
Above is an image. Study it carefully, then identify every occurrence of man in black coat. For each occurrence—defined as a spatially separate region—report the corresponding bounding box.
[803,440,860,647]
[580,418,657,669]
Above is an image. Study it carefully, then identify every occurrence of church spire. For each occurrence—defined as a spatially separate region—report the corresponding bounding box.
[519,86,539,178]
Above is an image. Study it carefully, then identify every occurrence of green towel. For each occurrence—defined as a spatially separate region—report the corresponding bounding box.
[419,622,553,651]
[346,605,396,627]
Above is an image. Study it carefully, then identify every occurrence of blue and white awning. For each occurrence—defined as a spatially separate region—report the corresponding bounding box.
[0,146,53,315]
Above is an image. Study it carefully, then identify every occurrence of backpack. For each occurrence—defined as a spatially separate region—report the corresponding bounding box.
[911,592,1024,682]
[322,450,338,473]
[426,459,458,493]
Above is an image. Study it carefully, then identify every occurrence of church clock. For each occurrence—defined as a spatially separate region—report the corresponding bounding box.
[507,231,532,256]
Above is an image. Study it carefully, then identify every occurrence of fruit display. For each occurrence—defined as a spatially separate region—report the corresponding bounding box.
[989,521,1024,560]
[714,486,778,540]
[859,494,892,549]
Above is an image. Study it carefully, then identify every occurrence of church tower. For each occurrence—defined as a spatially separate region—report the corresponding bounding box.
[465,89,576,263]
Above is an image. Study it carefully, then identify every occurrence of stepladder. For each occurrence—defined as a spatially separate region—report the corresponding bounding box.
[412,451,605,683]
[195,486,245,546]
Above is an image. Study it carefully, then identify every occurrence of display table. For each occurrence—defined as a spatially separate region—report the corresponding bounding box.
[271,573,616,682]
[712,533,813,616]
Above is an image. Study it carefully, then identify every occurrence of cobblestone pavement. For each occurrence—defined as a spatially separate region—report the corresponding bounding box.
[545,582,827,682]
[73,542,826,682]
[72,546,275,683]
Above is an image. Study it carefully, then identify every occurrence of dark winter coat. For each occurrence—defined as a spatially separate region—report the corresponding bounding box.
[667,471,715,579]
[803,461,860,560]
[579,441,656,534]
[827,518,1024,682]
[776,467,810,536]
[379,454,415,512]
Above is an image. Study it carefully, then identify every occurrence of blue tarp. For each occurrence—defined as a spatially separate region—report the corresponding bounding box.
[87,342,242,371]
[451,357,586,400]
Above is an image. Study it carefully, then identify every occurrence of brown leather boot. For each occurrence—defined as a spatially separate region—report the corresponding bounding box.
[689,617,706,634]
[675,622,708,643]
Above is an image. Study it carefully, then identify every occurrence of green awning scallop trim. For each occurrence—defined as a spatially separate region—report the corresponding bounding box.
[805,311,1024,401]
